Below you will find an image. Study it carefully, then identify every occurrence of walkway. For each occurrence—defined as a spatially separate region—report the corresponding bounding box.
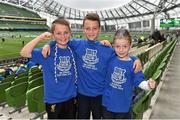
[150,42,180,119]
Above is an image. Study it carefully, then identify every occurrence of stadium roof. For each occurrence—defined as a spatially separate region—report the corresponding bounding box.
[0,0,179,21]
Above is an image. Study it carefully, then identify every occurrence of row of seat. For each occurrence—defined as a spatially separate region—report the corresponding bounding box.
[132,39,178,119]
[0,66,45,119]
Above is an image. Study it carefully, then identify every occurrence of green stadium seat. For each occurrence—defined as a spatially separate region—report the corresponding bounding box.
[133,91,151,119]
[28,77,43,90]
[0,82,11,106]
[5,82,28,114]
[28,72,43,82]
[11,76,28,86]
[28,67,41,75]
[26,85,45,119]
[0,75,14,84]
[16,71,28,78]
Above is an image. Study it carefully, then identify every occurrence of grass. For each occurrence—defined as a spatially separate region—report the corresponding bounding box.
[0,31,149,60]
[0,37,48,60]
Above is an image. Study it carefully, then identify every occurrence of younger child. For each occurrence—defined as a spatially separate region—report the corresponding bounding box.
[102,28,156,119]
[20,18,77,119]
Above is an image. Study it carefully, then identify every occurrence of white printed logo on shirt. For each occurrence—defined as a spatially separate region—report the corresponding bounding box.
[57,56,72,76]
[110,67,126,90]
[82,48,99,70]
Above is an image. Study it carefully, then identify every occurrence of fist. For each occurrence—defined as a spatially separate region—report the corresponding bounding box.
[148,78,156,89]
[39,32,53,40]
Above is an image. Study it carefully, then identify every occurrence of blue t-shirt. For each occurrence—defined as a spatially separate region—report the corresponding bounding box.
[26,60,37,69]
[50,39,137,97]
[102,56,144,112]
[69,39,114,96]
[31,46,77,103]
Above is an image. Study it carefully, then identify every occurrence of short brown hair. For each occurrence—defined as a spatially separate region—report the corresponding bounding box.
[83,13,101,27]
[51,18,71,34]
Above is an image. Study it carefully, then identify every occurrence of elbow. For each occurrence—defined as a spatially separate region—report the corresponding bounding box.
[20,49,31,58]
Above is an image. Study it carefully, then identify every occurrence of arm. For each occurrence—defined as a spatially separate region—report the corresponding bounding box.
[21,32,52,58]
[100,40,111,46]
[129,55,142,73]
[42,40,56,58]
[133,59,142,73]
[138,78,156,90]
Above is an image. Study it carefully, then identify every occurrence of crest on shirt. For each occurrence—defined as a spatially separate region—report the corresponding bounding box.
[83,48,99,64]
[110,67,126,90]
[57,56,71,76]
[82,48,99,70]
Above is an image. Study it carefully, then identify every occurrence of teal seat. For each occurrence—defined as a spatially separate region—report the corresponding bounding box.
[133,91,151,119]
[28,72,43,82]
[28,67,41,76]
[11,76,28,86]
[16,71,28,78]
[28,77,43,90]
[26,85,45,113]
[1,76,14,84]
[5,82,28,108]
[0,82,11,104]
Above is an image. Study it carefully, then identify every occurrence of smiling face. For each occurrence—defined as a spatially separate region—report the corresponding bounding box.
[51,19,71,48]
[53,24,71,48]
[82,13,101,41]
[83,19,100,41]
[113,38,131,60]
[112,28,132,60]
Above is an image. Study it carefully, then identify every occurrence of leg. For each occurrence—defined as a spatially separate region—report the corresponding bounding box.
[91,95,102,119]
[63,98,77,119]
[115,111,132,119]
[102,106,114,119]
[77,93,91,119]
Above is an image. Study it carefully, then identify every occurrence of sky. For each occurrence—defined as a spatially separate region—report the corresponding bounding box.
[55,0,132,11]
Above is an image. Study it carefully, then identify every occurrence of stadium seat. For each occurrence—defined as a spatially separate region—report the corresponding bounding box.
[26,85,45,119]
[1,75,15,84]
[27,77,43,90]
[11,76,28,86]
[133,91,151,119]
[0,82,11,106]
[28,67,41,76]
[5,82,28,114]
[28,72,43,82]
[16,71,28,78]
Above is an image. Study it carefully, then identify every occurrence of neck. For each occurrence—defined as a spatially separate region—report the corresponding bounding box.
[57,43,67,49]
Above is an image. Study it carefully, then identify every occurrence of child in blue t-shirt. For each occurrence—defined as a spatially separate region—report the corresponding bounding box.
[102,28,156,119]
[42,13,142,119]
[20,18,77,119]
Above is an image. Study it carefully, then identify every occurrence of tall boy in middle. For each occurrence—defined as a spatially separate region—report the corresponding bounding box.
[43,13,141,119]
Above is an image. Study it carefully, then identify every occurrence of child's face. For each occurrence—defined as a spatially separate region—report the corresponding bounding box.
[83,19,100,41]
[112,39,131,60]
[53,24,71,48]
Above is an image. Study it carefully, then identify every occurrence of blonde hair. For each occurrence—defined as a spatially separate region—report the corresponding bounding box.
[113,28,132,44]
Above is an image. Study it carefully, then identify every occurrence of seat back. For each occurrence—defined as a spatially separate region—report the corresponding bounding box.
[28,77,43,91]
[0,82,11,103]
[26,85,45,113]
[5,82,28,107]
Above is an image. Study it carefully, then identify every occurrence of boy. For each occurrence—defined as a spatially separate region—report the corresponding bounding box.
[42,13,141,119]
[20,18,77,119]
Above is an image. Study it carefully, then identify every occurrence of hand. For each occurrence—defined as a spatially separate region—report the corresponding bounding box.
[100,40,111,46]
[42,44,51,58]
[133,59,142,73]
[148,78,156,89]
[38,32,53,41]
